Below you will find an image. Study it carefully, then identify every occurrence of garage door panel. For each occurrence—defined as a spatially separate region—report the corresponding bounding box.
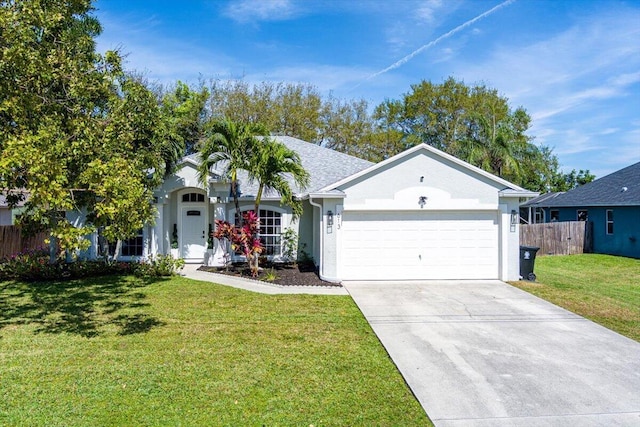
[339,211,499,280]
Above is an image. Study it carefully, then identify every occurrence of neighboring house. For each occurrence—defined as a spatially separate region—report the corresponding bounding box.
[520,162,640,259]
[0,193,27,226]
[76,136,536,281]
[519,192,564,224]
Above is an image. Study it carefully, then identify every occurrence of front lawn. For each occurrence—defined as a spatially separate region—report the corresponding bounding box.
[0,275,431,426]
[512,254,640,341]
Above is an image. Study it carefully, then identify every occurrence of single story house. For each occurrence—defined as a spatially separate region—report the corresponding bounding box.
[519,192,564,224]
[520,161,640,258]
[72,136,537,281]
[0,193,27,226]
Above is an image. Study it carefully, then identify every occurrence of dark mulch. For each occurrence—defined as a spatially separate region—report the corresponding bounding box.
[197,262,341,287]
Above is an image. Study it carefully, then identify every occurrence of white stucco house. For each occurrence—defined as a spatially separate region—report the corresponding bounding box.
[78,136,537,282]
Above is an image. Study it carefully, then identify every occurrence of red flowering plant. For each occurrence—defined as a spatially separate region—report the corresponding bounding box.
[213,211,263,277]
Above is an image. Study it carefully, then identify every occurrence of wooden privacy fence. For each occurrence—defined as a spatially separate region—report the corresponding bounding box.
[520,221,593,256]
[0,226,49,259]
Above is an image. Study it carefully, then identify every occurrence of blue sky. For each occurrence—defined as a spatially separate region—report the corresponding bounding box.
[94,0,640,179]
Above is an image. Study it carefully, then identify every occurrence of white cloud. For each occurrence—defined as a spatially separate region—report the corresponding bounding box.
[599,128,619,136]
[96,14,237,85]
[455,9,640,101]
[245,63,382,96]
[416,0,444,25]
[223,0,299,24]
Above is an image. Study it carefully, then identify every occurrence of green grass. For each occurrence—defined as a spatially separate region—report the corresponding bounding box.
[0,275,431,426]
[511,254,640,341]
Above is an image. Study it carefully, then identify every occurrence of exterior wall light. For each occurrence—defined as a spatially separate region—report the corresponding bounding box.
[418,196,427,208]
[327,210,334,226]
[511,209,518,225]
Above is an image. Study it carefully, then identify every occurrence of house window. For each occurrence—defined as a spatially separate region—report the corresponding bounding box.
[606,210,614,235]
[99,228,144,257]
[550,210,559,222]
[122,229,144,257]
[534,209,544,223]
[235,209,282,256]
[259,209,282,256]
[577,210,588,221]
[182,193,204,203]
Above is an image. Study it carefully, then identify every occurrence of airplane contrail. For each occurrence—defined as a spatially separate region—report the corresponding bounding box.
[355,0,517,87]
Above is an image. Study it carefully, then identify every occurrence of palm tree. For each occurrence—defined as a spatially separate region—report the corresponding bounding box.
[197,119,269,226]
[248,138,310,219]
[460,104,523,182]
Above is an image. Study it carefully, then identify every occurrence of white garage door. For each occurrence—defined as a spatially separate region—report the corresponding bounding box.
[339,211,499,280]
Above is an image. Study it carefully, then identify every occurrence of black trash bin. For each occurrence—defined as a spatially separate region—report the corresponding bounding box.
[519,246,540,281]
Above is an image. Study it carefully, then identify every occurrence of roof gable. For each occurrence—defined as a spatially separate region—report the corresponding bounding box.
[541,162,640,207]
[320,143,535,196]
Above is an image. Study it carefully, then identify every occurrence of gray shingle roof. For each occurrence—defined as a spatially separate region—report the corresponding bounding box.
[520,192,565,207]
[184,135,374,198]
[536,162,640,207]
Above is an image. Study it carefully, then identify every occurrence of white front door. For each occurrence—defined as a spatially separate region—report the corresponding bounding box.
[181,207,207,260]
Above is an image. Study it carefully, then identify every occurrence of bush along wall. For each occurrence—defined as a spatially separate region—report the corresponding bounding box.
[0,249,183,281]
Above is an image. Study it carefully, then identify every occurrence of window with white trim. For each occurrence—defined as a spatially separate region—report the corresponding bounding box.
[122,229,144,256]
[259,209,282,256]
[99,228,144,257]
[182,192,204,203]
[606,210,614,235]
[235,209,283,256]
[550,210,559,222]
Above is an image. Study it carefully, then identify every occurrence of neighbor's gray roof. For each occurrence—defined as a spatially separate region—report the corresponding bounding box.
[528,162,640,208]
[185,135,374,198]
[520,192,565,207]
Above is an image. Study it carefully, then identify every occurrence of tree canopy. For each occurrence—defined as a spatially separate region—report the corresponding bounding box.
[247,137,310,219]
[200,77,593,192]
[0,0,192,258]
[196,119,270,226]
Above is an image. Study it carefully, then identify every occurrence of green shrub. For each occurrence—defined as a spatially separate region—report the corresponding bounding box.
[133,254,185,278]
[281,228,298,263]
[261,268,279,282]
[0,248,133,281]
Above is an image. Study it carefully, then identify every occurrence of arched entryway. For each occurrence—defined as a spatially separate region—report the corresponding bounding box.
[178,189,208,261]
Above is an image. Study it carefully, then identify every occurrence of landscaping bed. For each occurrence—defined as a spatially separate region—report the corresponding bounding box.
[198,261,340,287]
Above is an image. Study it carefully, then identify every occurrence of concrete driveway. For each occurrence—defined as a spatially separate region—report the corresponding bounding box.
[343,280,640,427]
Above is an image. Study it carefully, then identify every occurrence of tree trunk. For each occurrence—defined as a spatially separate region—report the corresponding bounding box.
[254,184,263,215]
[48,235,58,264]
[111,239,122,263]
[231,179,243,228]
[48,211,59,264]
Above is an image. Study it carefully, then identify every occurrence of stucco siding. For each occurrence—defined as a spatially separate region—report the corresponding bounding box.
[296,200,314,262]
[338,150,501,211]
[501,198,523,280]
[158,163,204,196]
